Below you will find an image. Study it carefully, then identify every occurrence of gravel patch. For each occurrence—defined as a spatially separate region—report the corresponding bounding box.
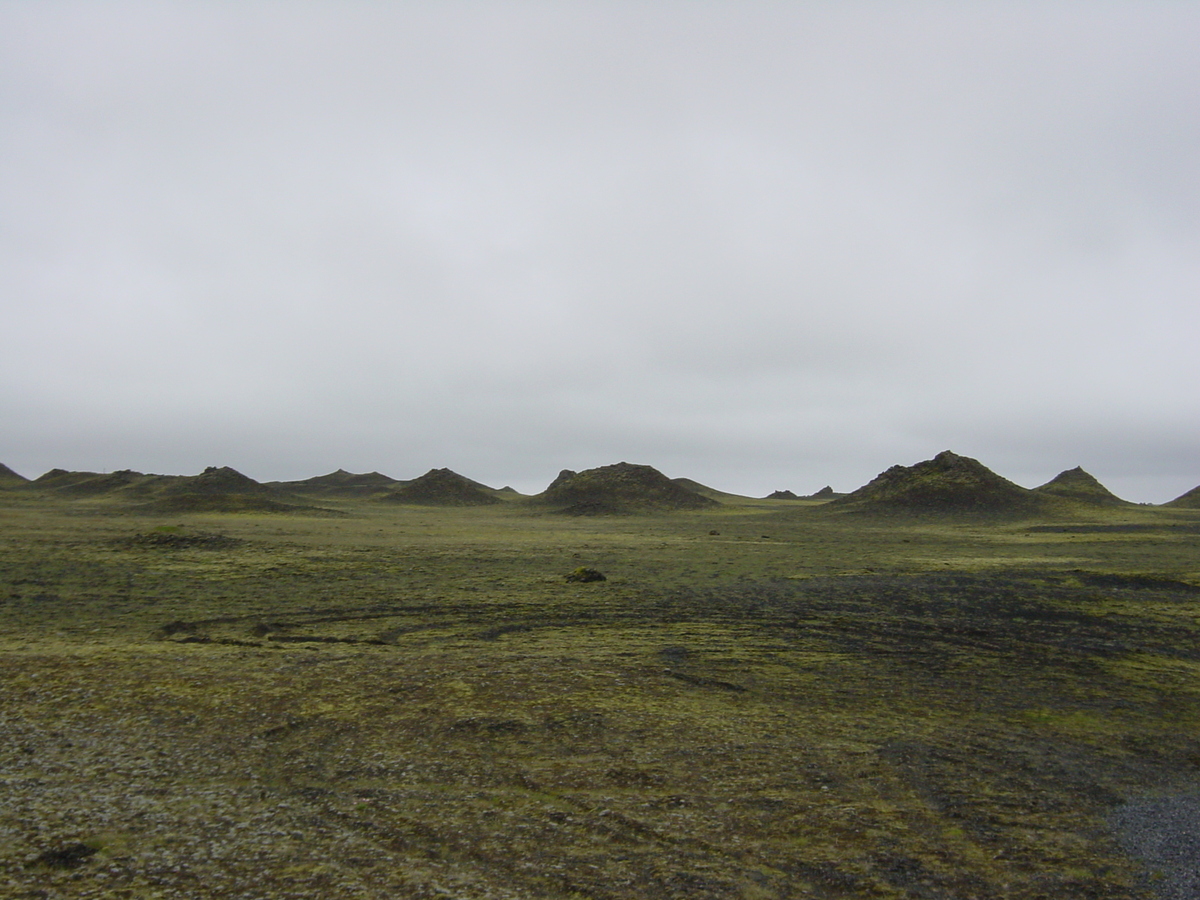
[1111,790,1200,900]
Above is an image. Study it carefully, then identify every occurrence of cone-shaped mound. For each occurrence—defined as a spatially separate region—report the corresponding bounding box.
[0,463,29,487]
[537,462,718,514]
[277,469,400,497]
[172,466,269,496]
[830,451,1044,516]
[766,490,800,500]
[145,466,321,513]
[1166,485,1200,508]
[1033,467,1129,506]
[379,468,500,506]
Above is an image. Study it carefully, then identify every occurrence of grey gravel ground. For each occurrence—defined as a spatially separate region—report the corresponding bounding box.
[1111,791,1200,900]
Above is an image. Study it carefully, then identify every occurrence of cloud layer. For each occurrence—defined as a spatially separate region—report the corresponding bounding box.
[2,3,1197,500]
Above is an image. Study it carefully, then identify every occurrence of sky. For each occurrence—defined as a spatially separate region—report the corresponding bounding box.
[1,2,1197,501]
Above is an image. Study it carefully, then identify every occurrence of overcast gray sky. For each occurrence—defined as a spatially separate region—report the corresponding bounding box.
[2,2,1197,501]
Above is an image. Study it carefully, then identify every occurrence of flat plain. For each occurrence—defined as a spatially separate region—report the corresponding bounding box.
[2,484,1200,899]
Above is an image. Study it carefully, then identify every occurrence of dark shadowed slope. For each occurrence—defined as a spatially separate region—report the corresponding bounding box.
[0,463,28,487]
[538,463,718,514]
[1033,467,1130,506]
[670,477,749,502]
[378,468,501,506]
[829,450,1046,516]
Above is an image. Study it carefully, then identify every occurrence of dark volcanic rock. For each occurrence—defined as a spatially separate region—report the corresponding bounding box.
[766,490,800,500]
[29,842,98,869]
[831,451,1044,516]
[379,468,500,506]
[537,462,718,514]
[565,567,606,583]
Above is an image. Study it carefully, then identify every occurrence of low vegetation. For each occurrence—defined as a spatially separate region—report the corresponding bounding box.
[1,457,1198,898]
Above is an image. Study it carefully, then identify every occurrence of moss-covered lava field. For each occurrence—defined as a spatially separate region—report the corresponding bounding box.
[2,491,1199,899]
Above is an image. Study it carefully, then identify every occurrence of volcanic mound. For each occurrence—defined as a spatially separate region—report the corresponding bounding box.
[277,469,400,498]
[537,462,718,514]
[378,468,500,506]
[1032,467,1129,506]
[146,466,317,513]
[830,451,1044,516]
[766,490,800,500]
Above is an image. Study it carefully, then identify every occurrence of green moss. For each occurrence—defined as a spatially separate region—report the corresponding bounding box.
[1,490,1197,897]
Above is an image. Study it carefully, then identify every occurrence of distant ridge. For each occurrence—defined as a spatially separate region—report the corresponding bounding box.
[1032,467,1129,506]
[28,468,177,498]
[830,451,1044,516]
[539,463,718,514]
[765,490,800,500]
[1166,485,1200,509]
[53,470,173,498]
[32,468,102,490]
[378,468,500,506]
[0,463,28,487]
